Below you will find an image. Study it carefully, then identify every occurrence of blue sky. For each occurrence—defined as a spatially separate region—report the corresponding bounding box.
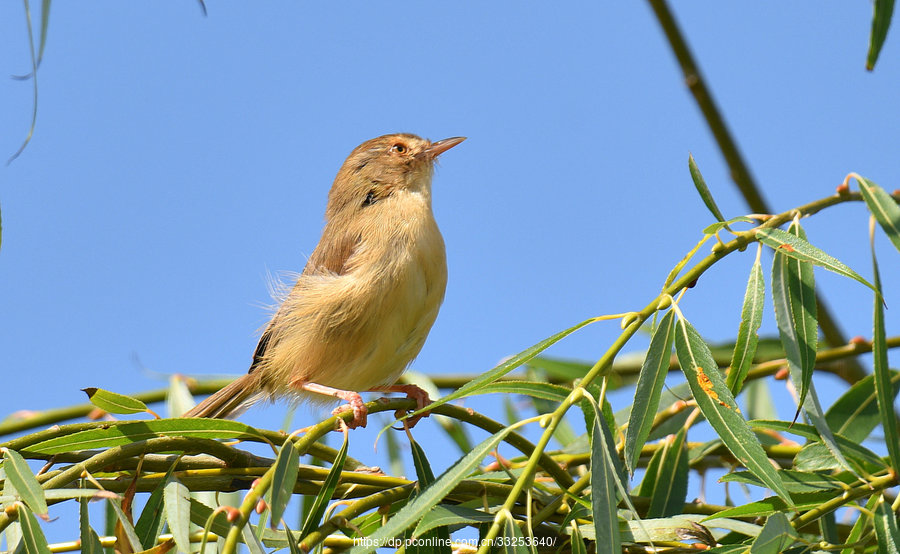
[1,0,899,536]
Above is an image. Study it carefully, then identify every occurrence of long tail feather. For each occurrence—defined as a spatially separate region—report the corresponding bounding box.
[183,373,263,418]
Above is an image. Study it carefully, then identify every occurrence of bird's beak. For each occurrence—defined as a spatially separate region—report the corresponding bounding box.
[426,136,466,158]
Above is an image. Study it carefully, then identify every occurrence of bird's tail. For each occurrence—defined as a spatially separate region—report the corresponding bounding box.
[183,373,263,419]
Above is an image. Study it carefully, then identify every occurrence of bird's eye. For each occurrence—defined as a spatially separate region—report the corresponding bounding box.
[391,143,407,154]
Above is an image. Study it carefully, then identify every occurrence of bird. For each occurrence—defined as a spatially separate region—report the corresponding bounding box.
[183,133,465,429]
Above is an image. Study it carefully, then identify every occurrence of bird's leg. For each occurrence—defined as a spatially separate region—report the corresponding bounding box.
[369,384,432,428]
[293,381,368,429]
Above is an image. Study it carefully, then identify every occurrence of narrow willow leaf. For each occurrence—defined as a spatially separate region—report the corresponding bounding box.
[689,153,726,222]
[81,387,149,414]
[750,420,886,471]
[191,498,237,539]
[702,216,756,235]
[135,461,178,548]
[773,223,856,475]
[413,505,495,538]
[674,317,794,507]
[1,449,47,515]
[501,513,530,554]
[874,495,900,552]
[584,515,761,543]
[749,513,797,553]
[300,430,348,539]
[163,475,192,554]
[866,0,895,70]
[283,522,303,554]
[416,318,597,416]
[721,469,853,495]
[706,491,834,520]
[243,523,267,554]
[269,437,300,528]
[871,241,900,473]
[756,227,877,292]
[79,485,104,554]
[408,435,452,551]
[825,370,900,442]
[625,310,676,474]
[569,522,587,554]
[166,375,196,418]
[469,381,570,403]
[25,418,266,454]
[349,426,517,553]
[840,494,880,554]
[591,411,622,554]
[18,505,51,554]
[108,498,143,553]
[771,222,817,414]
[727,253,764,395]
[527,357,593,381]
[859,176,900,253]
[646,429,688,518]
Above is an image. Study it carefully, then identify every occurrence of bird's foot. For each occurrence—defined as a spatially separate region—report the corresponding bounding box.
[371,384,432,428]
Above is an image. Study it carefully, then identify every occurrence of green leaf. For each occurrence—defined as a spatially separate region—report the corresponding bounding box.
[727,253,765,395]
[18,505,51,554]
[1,449,47,515]
[866,0,895,70]
[756,227,877,292]
[859,176,900,253]
[412,505,495,538]
[645,428,689,518]
[191,497,238,540]
[135,461,177,548]
[673,317,794,508]
[166,375,196,418]
[569,522,587,554]
[243,523,267,554]
[414,318,597,416]
[407,434,452,553]
[772,222,857,476]
[702,216,756,235]
[874,494,900,552]
[527,357,593,381]
[840,494,880,554]
[624,310,676,474]
[749,513,797,554]
[269,437,300,528]
[283,522,303,554]
[163,475,192,554]
[751,420,886,472]
[348,425,517,553]
[577,514,762,542]
[591,406,622,554]
[871,241,900,474]
[463,381,570,403]
[108,498,143,553]
[771,222,817,414]
[78,499,103,554]
[689,153,726,223]
[706,491,834,520]
[501,513,529,554]
[81,387,149,415]
[825,370,900,443]
[24,418,266,454]
[721,469,854,494]
[300,430,348,539]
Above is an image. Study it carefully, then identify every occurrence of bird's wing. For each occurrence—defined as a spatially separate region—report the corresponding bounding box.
[248,224,361,374]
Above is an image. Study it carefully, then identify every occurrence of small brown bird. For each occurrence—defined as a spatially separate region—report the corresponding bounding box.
[184,133,465,428]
